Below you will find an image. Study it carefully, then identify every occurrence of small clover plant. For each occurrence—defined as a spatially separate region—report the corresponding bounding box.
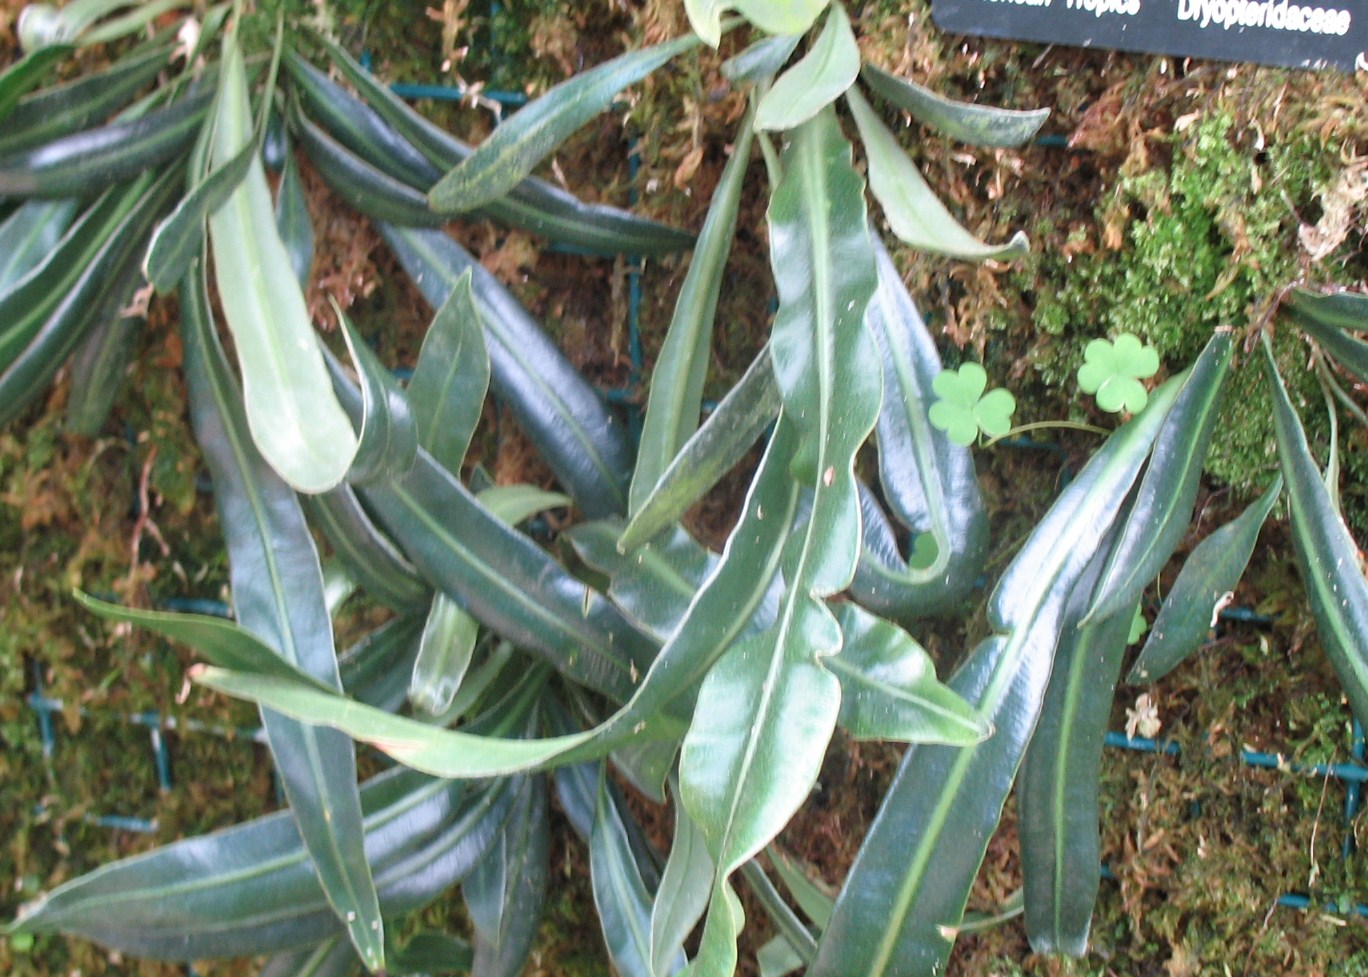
[929,363,1017,446]
[1077,334,1160,414]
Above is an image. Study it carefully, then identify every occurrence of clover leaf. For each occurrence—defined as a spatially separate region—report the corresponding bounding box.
[1077,334,1160,414]
[929,363,1016,446]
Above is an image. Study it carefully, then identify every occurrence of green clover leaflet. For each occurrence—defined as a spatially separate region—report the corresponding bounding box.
[928,363,1016,446]
[1077,334,1160,414]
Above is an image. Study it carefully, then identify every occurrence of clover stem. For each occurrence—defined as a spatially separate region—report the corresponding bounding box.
[980,420,1110,448]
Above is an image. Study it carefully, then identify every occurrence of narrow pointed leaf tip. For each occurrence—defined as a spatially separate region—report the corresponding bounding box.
[754,5,860,132]
[722,35,801,82]
[75,591,332,693]
[621,348,780,553]
[406,268,490,475]
[428,33,698,214]
[629,106,754,515]
[1286,286,1368,385]
[207,43,357,493]
[860,64,1050,148]
[144,136,257,294]
[847,86,1030,262]
[1128,477,1281,685]
[1263,345,1368,726]
[337,307,419,484]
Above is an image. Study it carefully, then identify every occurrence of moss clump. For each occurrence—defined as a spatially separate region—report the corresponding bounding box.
[1042,112,1320,332]
[1020,108,1365,523]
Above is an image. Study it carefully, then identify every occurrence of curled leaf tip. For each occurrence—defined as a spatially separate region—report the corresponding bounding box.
[1002,230,1031,257]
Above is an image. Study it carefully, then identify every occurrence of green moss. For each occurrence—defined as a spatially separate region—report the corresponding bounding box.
[478,0,566,93]
[0,318,261,977]
[1019,109,1365,524]
[532,850,609,977]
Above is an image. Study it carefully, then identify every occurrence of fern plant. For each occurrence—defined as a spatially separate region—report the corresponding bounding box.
[2,2,1366,976]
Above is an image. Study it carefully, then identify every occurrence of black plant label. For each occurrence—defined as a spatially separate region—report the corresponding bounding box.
[932,0,1368,71]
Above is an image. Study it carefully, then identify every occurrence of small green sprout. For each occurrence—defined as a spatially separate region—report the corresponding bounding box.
[1077,334,1160,414]
[929,363,1017,446]
[1128,607,1148,645]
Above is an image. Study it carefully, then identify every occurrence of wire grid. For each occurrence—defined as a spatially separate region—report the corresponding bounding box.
[20,49,1368,977]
